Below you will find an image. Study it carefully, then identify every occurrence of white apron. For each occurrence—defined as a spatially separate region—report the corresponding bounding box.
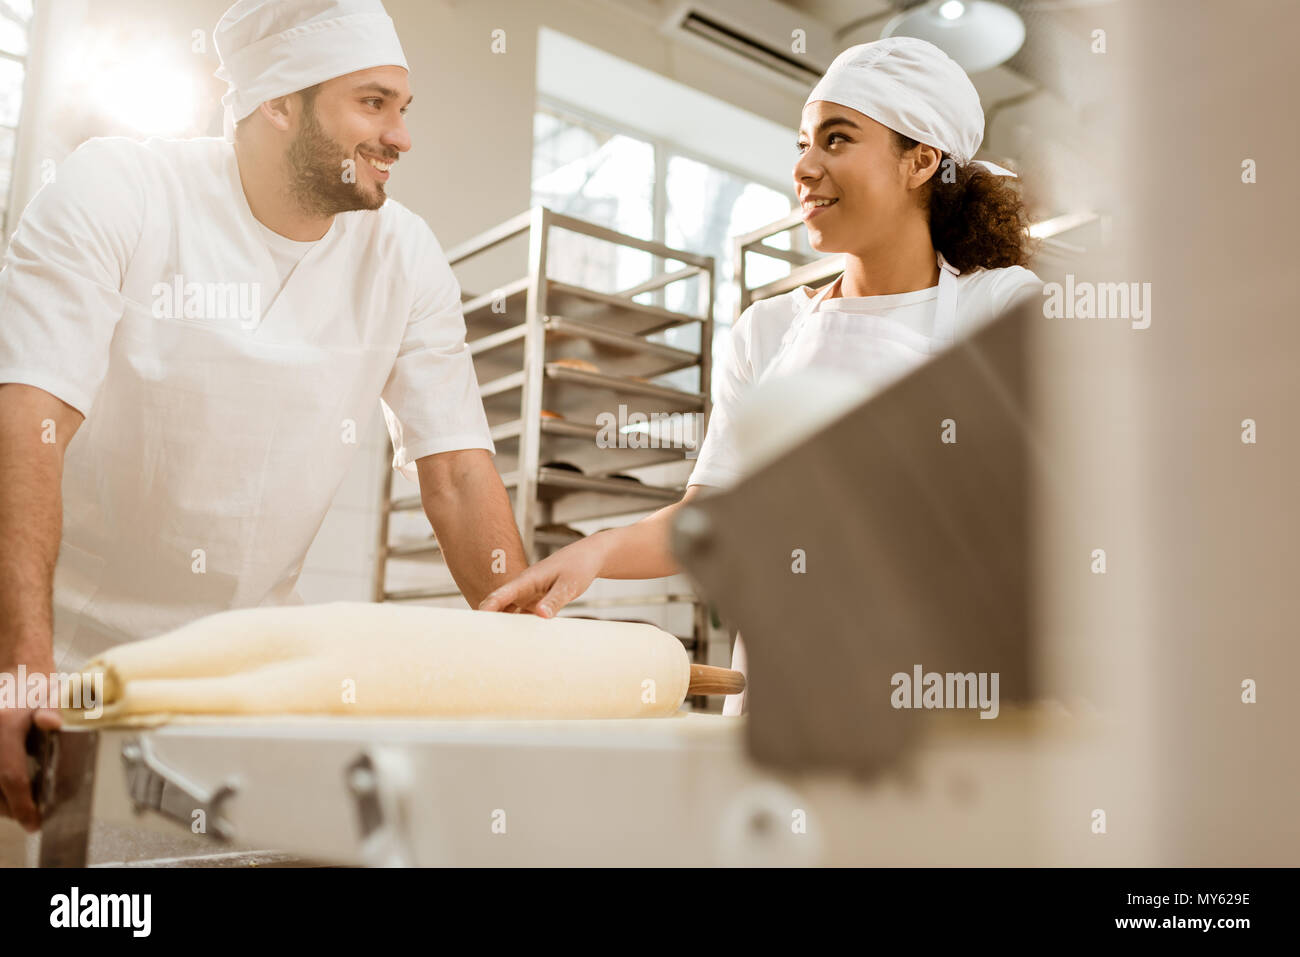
[722,251,961,715]
[52,155,402,667]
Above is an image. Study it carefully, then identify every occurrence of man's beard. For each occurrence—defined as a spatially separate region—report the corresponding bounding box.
[286,106,388,216]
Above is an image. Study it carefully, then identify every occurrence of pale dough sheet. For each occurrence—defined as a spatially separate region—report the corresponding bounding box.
[67,603,692,723]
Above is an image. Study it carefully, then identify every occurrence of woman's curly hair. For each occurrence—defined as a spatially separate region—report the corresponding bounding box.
[893,132,1034,272]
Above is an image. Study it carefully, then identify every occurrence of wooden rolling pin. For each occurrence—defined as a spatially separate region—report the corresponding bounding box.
[688,664,746,695]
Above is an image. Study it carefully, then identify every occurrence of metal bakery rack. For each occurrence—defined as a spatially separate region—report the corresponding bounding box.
[733,207,839,313]
[372,206,716,675]
[733,201,1101,310]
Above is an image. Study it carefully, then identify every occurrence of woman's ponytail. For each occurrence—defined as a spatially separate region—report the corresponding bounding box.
[894,132,1035,272]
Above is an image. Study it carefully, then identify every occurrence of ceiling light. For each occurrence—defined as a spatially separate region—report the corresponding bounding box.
[882,0,1026,73]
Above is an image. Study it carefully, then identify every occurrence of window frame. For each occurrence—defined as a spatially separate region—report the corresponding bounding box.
[0,0,35,238]
[535,94,795,319]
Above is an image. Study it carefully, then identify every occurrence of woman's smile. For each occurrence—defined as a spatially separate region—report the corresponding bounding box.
[801,194,839,221]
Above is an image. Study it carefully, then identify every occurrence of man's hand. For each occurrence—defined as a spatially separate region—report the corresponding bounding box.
[415,449,528,609]
[0,649,63,832]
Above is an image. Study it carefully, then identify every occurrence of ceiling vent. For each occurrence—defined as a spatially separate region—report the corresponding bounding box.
[661,0,835,92]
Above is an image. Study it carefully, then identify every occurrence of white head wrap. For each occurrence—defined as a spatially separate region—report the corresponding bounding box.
[215,0,409,138]
[805,37,1016,177]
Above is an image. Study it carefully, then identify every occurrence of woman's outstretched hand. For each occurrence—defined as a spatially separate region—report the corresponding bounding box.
[478,536,608,617]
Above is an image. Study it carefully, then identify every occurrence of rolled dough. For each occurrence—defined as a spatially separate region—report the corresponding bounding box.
[68,603,692,723]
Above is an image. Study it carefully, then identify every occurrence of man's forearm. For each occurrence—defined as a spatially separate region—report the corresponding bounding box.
[422,467,528,608]
[0,386,76,665]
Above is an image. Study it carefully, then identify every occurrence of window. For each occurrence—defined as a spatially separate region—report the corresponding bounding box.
[532,101,794,396]
[0,0,32,236]
[663,153,794,359]
[532,106,657,298]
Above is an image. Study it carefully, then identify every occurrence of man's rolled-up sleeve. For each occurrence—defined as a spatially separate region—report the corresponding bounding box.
[381,225,494,482]
[0,138,143,416]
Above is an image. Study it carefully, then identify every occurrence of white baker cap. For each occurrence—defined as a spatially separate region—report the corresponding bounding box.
[805,37,1015,177]
[215,0,409,129]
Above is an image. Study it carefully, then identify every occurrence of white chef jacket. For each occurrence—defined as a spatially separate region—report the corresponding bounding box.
[688,265,1043,490]
[0,136,493,667]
